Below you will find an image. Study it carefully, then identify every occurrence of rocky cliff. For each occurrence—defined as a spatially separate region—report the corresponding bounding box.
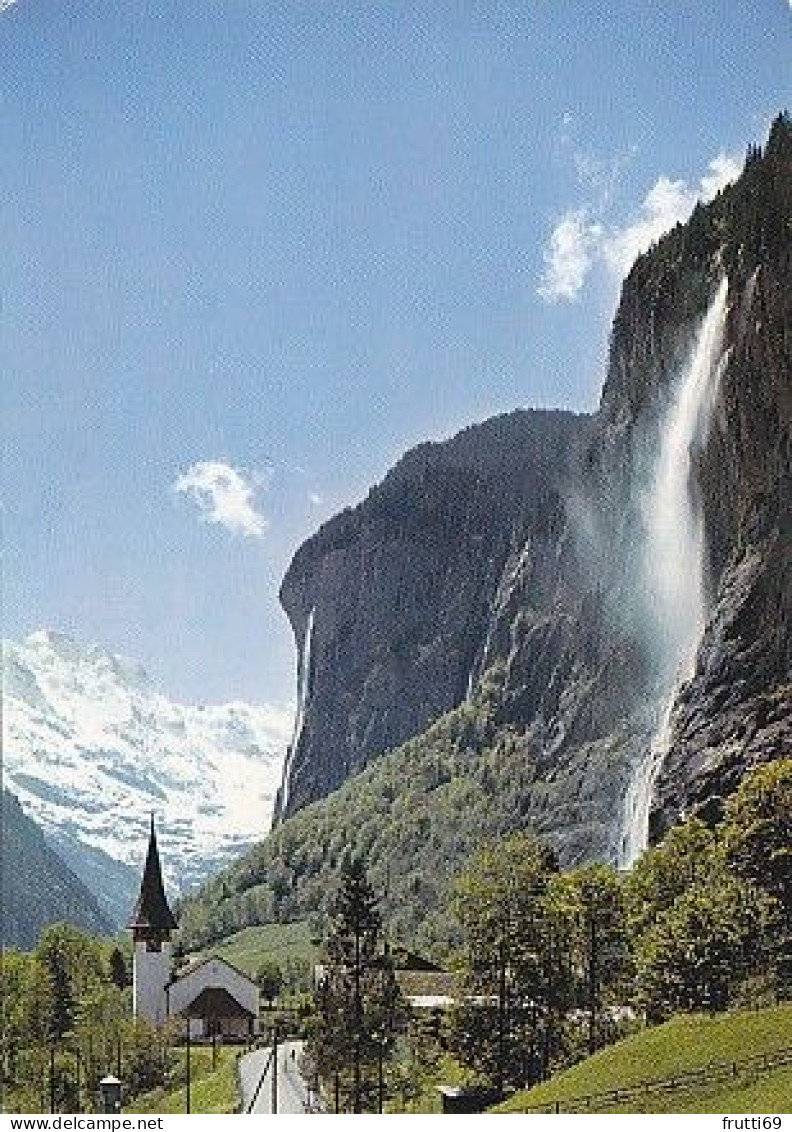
[277,408,591,818]
[179,115,790,954]
[651,118,792,834]
[277,115,791,856]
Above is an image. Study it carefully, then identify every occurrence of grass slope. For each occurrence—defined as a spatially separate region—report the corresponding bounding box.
[493,1005,792,1114]
[126,1048,240,1115]
[201,921,317,976]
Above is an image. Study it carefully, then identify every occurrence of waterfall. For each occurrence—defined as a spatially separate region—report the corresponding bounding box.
[617,277,729,868]
[464,613,498,701]
[278,607,315,816]
[465,541,534,701]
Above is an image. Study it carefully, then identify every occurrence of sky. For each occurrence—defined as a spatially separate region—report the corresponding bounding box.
[1,0,790,708]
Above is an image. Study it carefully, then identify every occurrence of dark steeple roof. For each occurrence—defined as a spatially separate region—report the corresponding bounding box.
[129,815,178,933]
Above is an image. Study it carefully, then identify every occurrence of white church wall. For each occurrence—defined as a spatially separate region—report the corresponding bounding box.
[132,940,172,1026]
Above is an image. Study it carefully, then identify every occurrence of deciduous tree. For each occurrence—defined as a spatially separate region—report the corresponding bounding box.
[551,864,630,1054]
[450,833,560,1091]
[720,759,792,995]
[635,873,773,1016]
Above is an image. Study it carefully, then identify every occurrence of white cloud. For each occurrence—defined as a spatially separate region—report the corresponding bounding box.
[600,175,693,277]
[537,209,602,303]
[538,148,741,302]
[0,1,19,10]
[556,115,637,210]
[602,154,741,276]
[699,152,742,201]
[174,460,268,539]
[307,491,323,508]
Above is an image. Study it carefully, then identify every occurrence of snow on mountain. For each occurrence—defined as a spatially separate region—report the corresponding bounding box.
[2,630,293,925]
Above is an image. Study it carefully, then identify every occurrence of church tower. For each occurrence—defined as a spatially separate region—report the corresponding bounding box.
[129,816,178,1026]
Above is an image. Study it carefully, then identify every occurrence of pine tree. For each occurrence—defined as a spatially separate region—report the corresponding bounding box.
[109,948,129,991]
[310,857,406,1112]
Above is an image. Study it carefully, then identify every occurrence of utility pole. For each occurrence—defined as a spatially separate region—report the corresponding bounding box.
[271,1023,279,1115]
[380,872,391,1117]
[496,934,508,1095]
[353,923,362,1113]
[75,1045,81,1113]
[49,1043,56,1114]
[185,1025,191,1114]
[87,1035,93,1102]
[377,1034,384,1114]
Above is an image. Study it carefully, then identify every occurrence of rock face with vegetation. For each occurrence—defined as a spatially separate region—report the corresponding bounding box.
[182,115,790,954]
[1,790,110,949]
[277,408,591,818]
[651,120,791,836]
[279,116,790,846]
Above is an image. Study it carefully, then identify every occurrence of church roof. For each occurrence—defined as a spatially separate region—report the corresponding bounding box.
[166,953,257,990]
[181,986,255,1019]
[128,816,178,932]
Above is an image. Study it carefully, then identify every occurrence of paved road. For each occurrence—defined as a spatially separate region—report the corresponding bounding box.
[239,1040,315,1114]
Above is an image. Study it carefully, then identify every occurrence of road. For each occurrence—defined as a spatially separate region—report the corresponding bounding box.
[239,1040,316,1114]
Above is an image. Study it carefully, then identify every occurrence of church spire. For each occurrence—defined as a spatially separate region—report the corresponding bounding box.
[129,814,177,936]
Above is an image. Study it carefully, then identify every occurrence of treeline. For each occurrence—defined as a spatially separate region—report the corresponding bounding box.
[177,684,562,956]
[447,758,790,1093]
[1,926,174,1113]
[308,760,790,1108]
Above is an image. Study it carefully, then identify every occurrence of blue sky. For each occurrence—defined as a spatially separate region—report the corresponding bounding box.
[2,0,789,706]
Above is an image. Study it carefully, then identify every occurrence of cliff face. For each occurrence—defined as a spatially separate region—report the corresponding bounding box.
[178,117,790,954]
[276,116,791,859]
[277,408,591,818]
[651,120,792,832]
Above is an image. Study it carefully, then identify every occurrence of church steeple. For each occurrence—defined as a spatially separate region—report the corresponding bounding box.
[129,815,177,939]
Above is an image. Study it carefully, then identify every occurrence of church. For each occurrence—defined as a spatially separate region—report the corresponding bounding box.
[129,819,260,1040]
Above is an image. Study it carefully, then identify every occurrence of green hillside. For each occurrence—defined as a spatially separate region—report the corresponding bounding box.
[493,1005,792,1114]
[178,694,540,958]
[1,789,110,948]
[193,920,317,976]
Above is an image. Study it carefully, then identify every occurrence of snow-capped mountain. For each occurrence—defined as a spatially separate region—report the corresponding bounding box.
[3,630,293,926]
